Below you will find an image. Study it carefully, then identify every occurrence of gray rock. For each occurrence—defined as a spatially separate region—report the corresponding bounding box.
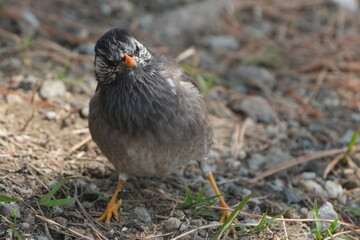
[179,223,189,231]
[6,94,24,104]
[0,203,21,218]
[45,180,58,189]
[52,206,63,216]
[45,111,57,121]
[228,96,277,123]
[202,35,239,51]
[339,129,360,145]
[134,207,152,223]
[80,106,89,119]
[248,153,267,172]
[318,202,339,229]
[190,219,203,227]
[141,0,236,49]
[325,180,343,199]
[302,180,326,196]
[283,187,302,204]
[20,11,39,36]
[232,65,276,89]
[165,217,181,231]
[35,236,49,240]
[300,172,316,180]
[39,80,66,100]
[76,43,95,56]
[20,222,31,229]
[12,186,32,195]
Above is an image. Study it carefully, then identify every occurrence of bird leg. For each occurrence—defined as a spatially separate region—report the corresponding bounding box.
[200,159,239,238]
[98,179,125,223]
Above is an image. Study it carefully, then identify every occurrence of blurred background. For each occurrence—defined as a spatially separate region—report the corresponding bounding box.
[0,0,360,239]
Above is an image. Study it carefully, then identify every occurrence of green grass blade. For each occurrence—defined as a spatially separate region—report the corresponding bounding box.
[0,196,20,202]
[346,207,360,216]
[347,131,359,152]
[313,200,322,234]
[213,194,253,240]
[251,205,292,232]
[328,218,339,233]
[39,178,69,204]
[39,197,76,207]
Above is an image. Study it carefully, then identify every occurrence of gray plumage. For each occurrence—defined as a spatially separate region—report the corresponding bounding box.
[89,28,212,178]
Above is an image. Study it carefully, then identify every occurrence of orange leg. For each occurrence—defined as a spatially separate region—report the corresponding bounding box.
[98,179,125,223]
[207,173,239,238]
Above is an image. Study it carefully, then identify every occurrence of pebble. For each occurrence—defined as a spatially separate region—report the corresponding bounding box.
[5,94,24,104]
[80,106,89,119]
[39,79,66,101]
[339,129,360,145]
[302,180,326,196]
[20,222,31,229]
[300,172,316,180]
[165,217,181,231]
[52,205,64,216]
[35,236,49,240]
[233,65,276,88]
[142,0,236,48]
[283,187,303,204]
[202,35,239,51]
[190,219,203,227]
[0,203,21,218]
[45,111,57,120]
[318,202,339,229]
[228,96,277,123]
[179,223,189,231]
[248,153,267,171]
[325,180,343,198]
[12,186,32,195]
[134,207,152,223]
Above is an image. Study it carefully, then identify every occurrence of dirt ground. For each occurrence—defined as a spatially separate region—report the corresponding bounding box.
[0,0,360,239]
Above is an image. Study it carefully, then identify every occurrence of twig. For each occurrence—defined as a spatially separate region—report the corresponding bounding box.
[171,223,222,240]
[69,135,92,153]
[20,79,41,131]
[35,215,95,240]
[207,206,359,228]
[250,144,360,182]
[322,153,345,179]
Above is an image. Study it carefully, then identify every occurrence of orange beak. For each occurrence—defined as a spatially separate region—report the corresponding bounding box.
[122,53,137,68]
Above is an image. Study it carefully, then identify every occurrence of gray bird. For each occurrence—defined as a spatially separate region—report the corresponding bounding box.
[89,28,235,229]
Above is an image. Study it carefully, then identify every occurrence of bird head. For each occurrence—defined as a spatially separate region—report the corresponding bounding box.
[94,28,151,83]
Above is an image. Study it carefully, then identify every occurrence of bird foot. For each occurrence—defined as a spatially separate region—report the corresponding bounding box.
[218,203,240,239]
[97,198,122,223]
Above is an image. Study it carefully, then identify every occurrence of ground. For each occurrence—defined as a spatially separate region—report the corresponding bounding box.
[0,0,359,239]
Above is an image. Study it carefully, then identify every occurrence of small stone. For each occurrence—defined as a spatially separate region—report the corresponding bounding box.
[165,217,181,231]
[300,172,316,180]
[302,180,326,196]
[12,186,32,195]
[179,223,188,231]
[232,65,276,88]
[202,35,239,51]
[283,187,302,204]
[39,80,66,100]
[339,129,360,145]
[6,94,24,104]
[80,106,89,119]
[52,206,63,216]
[318,202,339,229]
[248,153,267,171]
[228,96,277,123]
[20,222,31,229]
[134,207,152,223]
[190,219,204,227]
[53,216,68,226]
[299,207,308,217]
[35,236,49,240]
[45,180,58,189]
[45,111,57,120]
[325,180,343,198]
[0,203,21,218]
